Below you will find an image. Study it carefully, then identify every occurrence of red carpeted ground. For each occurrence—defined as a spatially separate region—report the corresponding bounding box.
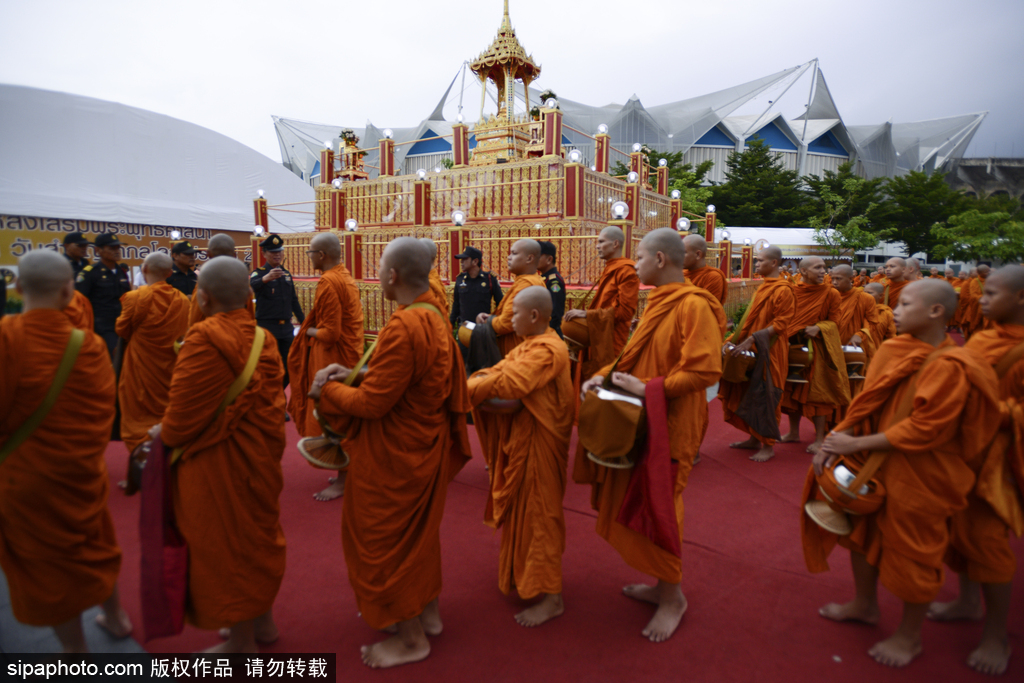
[103,399,1023,682]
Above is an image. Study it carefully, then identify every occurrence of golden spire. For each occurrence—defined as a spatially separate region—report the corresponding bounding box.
[469,1,541,87]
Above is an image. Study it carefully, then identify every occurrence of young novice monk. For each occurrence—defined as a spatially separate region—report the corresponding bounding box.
[863,282,897,348]
[577,228,726,642]
[802,279,1001,668]
[928,264,1024,676]
[477,239,544,356]
[468,286,573,627]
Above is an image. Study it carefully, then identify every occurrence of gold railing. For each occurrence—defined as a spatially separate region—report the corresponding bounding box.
[458,221,603,285]
[360,227,453,281]
[347,178,416,226]
[582,174,626,223]
[430,161,562,222]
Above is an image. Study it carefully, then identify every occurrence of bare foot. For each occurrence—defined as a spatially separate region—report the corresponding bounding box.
[967,639,1011,676]
[749,446,774,463]
[419,599,443,636]
[927,597,984,621]
[729,438,758,450]
[623,583,660,605]
[806,441,823,454]
[779,433,801,443]
[819,600,880,625]
[515,594,564,627]
[869,632,922,667]
[314,477,345,502]
[643,592,687,643]
[361,634,430,669]
[95,610,133,639]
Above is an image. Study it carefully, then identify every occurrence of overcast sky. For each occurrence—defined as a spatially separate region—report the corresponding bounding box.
[2,0,1022,163]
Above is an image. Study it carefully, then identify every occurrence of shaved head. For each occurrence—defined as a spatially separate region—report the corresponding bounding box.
[601,226,625,244]
[682,233,707,252]
[198,256,251,310]
[907,279,958,320]
[207,234,237,258]
[682,233,707,270]
[759,246,782,263]
[310,232,341,258]
[17,249,73,296]
[382,236,431,289]
[515,285,553,318]
[641,228,686,268]
[799,256,824,271]
[513,239,541,258]
[987,265,1024,291]
[978,264,991,278]
[418,238,438,263]
[865,282,884,296]
[831,264,853,278]
[888,257,906,268]
[142,251,174,279]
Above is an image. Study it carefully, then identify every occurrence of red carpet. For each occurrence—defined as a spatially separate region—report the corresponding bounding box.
[103,400,1023,682]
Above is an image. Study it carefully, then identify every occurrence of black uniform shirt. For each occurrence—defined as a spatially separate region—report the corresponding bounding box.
[450,270,504,327]
[166,264,198,297]
[65,255,88,276]
[75,261,132,329]
[250,264,305,337]
[542,266,566,337]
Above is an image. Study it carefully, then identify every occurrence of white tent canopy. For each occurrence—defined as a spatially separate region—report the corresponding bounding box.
[0,84,315,232]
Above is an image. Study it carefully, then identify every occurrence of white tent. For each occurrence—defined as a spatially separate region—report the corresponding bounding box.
[0,84,315,232]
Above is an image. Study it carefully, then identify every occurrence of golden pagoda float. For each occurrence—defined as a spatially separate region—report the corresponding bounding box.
[250,1,751,335]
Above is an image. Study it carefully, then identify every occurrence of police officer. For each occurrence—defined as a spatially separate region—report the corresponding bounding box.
[450,246,503,334]
[75,232,132,358]
[250,234,305,389]
[63,232,91,275]
[538,240,566,338]
[166,241,198,296]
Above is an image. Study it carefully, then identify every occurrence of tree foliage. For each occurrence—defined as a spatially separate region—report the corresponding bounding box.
[709,138,809,227]
[930,210,1024,262]
[873,170,967,258]
[611,148,714,234]
[808,177,894,257]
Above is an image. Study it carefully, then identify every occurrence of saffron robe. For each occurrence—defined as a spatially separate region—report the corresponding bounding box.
[684,265,728,305]
[115,282,190,451]
[585,257,640,353]
[946,324,1024,583]
[319,293,471,629]
[800,335,1001,603]
[836,288,880,397]
[0,310,121,626]
[720,278,796,445]
[490,273,545,357]
[574,283,725,583]
[782,283,849,420]
[963,276,989,337]
[884,278,909,308]
[64,290,94,331]
[163,309,287,630]
[871,303,898,348]
[427,268,450,320]
[469,330,573,598]
[287,264,364,437]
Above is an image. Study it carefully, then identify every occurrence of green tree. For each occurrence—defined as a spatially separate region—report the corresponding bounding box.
[709,138,809,227]
[808,177,893,257]
[611,149,715,234]
[803,162,886,228]
[930,210,1024,262]
[875,170,967,258]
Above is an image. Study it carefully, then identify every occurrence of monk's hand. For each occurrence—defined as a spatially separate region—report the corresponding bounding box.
[563,309,585,322]
[849,334,862,346]
[821,431,859,456]
[147,423,162,441]
[306,327,318,338]
[804,325,821,338]
[731,336,755,356]
[610,372,645,397]
[812,448,837,476]
[581,375,604,400]
[475,312,491,325]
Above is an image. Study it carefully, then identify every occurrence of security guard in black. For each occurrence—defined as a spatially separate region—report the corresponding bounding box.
[450,246,503,328]
[251,234,305,389]
[538,240,566,338]
[75,232,132,358]
[166,241,198,296]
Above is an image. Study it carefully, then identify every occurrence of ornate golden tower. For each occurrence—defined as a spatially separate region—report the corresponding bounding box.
[468,1,541,165]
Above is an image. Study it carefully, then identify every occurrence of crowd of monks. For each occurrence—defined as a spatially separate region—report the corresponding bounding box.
[0,231,1020,676]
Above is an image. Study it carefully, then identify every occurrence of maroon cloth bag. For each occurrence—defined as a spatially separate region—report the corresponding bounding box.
[138,436,188,640]
[615,377,682,557]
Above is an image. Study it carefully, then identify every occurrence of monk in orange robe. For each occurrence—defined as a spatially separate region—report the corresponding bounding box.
[311,237,471,668]
[115,252,190,452]
[781,257,850,454]
[287,232,365,501]
[884,257,909,308]
[905,257,923,282]
[0,250,131,652]
[870,267,885,283]
[682,233,727,305]
[576,228,725,642]
[64,290,94,331]
[153,256,287,653]
[956,269,978,334]
[420,238,450,319]
[864,283,897,347]
[564,226,640,389]
[188,234,254,327]
[929,267,941,279]
[802,279,1001,668]
[927,265,1024,676]
[476,239,544,357]
[468,286,572,627]
[721,246,796,463]
[831,264,879,395]
[963,264,991,338]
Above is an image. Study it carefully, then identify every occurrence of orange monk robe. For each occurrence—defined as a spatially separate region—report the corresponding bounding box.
[490,273,545,357]
[783,284,848,421]
[287,264,364,437]
[574,284,725,583]
[64,290,94,331]
[115,282,190,451]
[469,330,573,598]
[871,303,897,348]
[684,265,728,305]
[870,273,885,283]
[0,310,121,626]
[955,277,976,332]
[964,276,990,336]
[188,285,254,327]
[427,268,450,320]
[586,257,640,353]
[884,278,908,308]
[836,288,879,399]
[801,335,1001,603]
[719,278,796,445]
[318,293,472,630]
[946,324,1024,584]
[162,310,287,630]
